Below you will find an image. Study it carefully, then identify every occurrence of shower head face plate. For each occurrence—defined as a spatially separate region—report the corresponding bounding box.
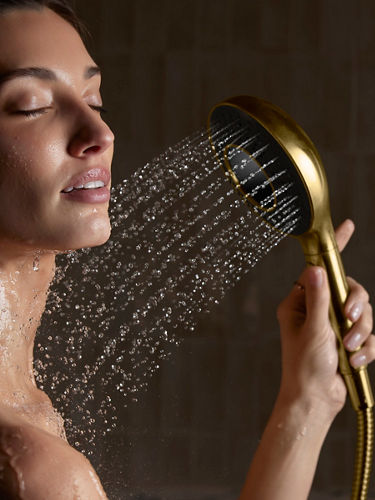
[208,102,313,236]
[223,144,277,212]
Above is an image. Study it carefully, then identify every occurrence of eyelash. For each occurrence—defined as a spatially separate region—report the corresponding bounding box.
[15,108,49,118]
[14,104,108,118]
[90,105,107,115]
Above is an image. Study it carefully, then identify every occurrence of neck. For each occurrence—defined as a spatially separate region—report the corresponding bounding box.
[0,249,56,400]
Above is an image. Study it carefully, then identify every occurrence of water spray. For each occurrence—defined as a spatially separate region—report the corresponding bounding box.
[208,95,374,500]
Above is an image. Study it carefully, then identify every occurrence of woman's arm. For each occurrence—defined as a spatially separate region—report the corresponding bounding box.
[239,220,375,500]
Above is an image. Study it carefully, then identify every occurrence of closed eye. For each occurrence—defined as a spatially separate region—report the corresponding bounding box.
[14,107,51,118]
[13,105,107,118]
[90,105,107,115]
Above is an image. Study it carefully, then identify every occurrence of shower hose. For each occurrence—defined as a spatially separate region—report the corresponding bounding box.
[353,407,373,500]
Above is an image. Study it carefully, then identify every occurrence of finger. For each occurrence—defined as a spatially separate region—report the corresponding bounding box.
[344,276,370,321]
[350,335,375,368]
[300,267,330,331]
[343,303,373,351]
[335,219,355,252]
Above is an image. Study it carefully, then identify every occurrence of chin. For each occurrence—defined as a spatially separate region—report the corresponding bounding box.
[77,217,112,249]
[50,215,112,251]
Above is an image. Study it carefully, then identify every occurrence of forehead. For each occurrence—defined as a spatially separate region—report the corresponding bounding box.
[0,7,95,77]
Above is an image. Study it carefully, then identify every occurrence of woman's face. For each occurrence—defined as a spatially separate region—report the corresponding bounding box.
[0,7,114,253]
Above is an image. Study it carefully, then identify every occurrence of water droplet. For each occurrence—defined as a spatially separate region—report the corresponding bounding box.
[36,122,300,455]
[32,254,40,272]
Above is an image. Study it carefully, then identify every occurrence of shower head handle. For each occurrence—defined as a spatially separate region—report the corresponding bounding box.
[303,229,374,411]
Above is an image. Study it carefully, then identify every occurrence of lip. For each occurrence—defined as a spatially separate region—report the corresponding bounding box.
[61,187,111,204]
[61,167,111,204]
[61,167,111,192]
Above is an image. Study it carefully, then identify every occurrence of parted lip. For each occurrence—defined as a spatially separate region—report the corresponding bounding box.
[61,167,111,192]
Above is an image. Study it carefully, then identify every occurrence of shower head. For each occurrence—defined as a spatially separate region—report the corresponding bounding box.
[207,95,373,411]
[208,95,331,244]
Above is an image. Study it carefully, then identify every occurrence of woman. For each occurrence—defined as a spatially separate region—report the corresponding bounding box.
[0,1,113,498]
[0,1,373,499]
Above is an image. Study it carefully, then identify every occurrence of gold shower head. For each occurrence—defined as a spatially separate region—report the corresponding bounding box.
[207,94,373,410]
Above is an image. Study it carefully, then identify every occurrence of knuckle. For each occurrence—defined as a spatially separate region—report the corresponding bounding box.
[347,276,357,289]
[361,304,373,328]
[363,336,375,361]
[364,305,373,332]
[368,306,373,328]
[347,277,369,303]
[362,289,370,303]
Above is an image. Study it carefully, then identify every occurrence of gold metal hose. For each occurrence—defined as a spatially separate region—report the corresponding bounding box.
[208,95,374,499]
[353,408,374,499]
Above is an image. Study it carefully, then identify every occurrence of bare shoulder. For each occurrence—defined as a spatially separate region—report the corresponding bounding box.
[0,409,108,500]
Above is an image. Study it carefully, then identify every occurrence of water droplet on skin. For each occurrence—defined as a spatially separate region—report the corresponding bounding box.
[32,255,40,272]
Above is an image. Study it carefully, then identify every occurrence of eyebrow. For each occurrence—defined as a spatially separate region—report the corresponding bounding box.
[0,65,101,87]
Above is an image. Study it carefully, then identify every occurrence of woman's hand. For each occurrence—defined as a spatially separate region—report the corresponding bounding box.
[239,219,373,500]
[276,219,374,419]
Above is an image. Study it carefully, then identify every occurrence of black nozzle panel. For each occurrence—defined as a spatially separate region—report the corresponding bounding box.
[208,102,312,236]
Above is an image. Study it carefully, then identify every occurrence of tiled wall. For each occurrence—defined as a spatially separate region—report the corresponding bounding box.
[72,0,375,498]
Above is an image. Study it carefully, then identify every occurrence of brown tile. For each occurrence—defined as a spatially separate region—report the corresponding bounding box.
[160,433,192,482]
[198,0,231,50]
[164,51,200,144]
[358,66,375,152]
[320,0,356,56]
[259,0,292,50]
[100,0,136,52]
[288,0,322,52]
[231,1,262,48]
[190,433,225,483]
[223,341,259,434]
[166,0,198,50]
[160,343,193,431]
[287,54,323,140]
[189,338,226,432]
[128,53,167,164]
[134,0,168,51]
[319,59,352,151]
[359,0,375,60]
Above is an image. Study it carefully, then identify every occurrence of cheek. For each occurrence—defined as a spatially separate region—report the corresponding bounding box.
[0,141,60,245]
[0,149,38,205]
[0,130,61,198]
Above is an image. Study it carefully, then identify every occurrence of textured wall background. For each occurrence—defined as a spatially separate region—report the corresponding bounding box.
[70,0,375,498]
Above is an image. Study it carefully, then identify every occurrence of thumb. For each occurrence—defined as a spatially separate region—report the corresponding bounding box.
[303,267,331,331]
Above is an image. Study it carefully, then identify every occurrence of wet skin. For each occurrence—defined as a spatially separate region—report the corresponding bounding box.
[0,6,114,499]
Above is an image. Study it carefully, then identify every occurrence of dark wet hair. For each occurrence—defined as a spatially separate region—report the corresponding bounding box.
[0,0,86,38]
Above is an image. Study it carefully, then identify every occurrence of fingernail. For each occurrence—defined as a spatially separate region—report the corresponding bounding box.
[344,332,362,351]
[351,353,367,368]
[348,302,364,322]
[311,268,323,288]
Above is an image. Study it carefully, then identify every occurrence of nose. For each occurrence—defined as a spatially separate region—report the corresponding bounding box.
[67,107,115,158]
